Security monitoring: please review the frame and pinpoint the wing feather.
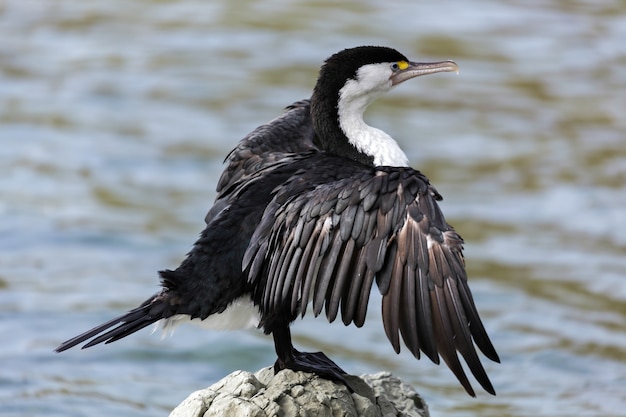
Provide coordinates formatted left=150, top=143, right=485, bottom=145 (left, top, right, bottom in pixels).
left=354, top=268, right=376, bottom=328
left=399, top=265, right=420, bottom=358
left=268, top=230, right=297, bottom=312
left=341, top=248, right=369, bottom=326
left=299, top=222, right=327, bottom=316
left=291, top=222, right=320, bottom=314
left=245, top=166, right=498, bottom=396
left=339, top=205, right=357, bottom=241
left=416, top=267, right=438, bottom=363
left=282, top=247, right=303, bottom=303
left=313, top=232, right=344, bottom=316
left=457, top=274, right=501, bottom=362
left=444, top=279, right=495, bottom=395
left=382, top=254, right=403, bottom=353
left=326, top=238, right=355, bottom=323
left=431, top=284, right=475, bottom=396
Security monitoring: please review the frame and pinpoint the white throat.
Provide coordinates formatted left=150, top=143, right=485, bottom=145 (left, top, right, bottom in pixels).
left=337, top=63, right=409, bottom=167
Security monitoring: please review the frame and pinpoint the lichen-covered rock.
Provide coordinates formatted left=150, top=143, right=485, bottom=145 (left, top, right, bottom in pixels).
left=169, top=367, right=429, bottom=417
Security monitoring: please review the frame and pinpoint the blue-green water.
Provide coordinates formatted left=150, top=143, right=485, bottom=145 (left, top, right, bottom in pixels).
left=1, top=1, right=625, bottom=416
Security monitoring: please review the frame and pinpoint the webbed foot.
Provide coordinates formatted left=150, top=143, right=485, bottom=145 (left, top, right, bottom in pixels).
left=274, top=348, right=348, bottom=385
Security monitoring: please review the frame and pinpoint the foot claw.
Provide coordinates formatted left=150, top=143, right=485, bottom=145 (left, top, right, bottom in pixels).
left=274, top=350, right=349, bottom=387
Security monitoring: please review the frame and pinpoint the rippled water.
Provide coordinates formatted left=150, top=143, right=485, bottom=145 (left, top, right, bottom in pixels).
left=1, top=1, right=625, bottom=416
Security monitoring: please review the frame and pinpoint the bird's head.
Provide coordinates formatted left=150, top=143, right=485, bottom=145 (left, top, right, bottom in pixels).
left=311, top=46, right=459, bottom=167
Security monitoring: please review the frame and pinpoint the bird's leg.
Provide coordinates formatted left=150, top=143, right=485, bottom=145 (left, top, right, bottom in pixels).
left=272, top=325, right=349, bottom=386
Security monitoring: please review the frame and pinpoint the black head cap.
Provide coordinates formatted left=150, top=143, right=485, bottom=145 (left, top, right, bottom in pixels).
left=315, top=46, right=408, bottom=96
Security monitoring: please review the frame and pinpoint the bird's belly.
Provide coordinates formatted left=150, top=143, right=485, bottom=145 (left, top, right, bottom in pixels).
left=157, top=297, right=260, bottom=335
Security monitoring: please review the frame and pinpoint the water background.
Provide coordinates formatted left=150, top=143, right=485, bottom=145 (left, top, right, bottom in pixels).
left=1, top=1, right=625, bottom=416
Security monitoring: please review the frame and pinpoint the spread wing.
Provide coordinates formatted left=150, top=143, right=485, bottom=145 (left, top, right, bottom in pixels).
left=244, top=167, right=500, bottom=396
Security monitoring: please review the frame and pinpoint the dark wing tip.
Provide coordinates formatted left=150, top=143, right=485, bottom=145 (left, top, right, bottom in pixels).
left=380, top=177, right=499, bottom=396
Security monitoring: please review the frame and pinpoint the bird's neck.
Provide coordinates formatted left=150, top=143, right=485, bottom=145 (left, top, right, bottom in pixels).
left=337, top=96, right=409, bottom=167
left=311, top=85, right=409, bottom=168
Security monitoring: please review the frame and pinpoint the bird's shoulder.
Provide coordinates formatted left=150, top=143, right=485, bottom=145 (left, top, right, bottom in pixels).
left=204, top=100, right=318, bottom=225
left=216, top=99, right=317, bottom=197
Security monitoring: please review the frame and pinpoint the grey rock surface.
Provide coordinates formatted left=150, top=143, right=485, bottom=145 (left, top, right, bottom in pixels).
left=169, top=367, right=429, bottom=417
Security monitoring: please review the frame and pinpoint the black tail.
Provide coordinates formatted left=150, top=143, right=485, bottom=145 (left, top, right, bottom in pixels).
left=55, top=293, right=169, bottom=352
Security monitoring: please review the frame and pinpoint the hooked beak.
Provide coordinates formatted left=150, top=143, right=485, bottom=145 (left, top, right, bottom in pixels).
left=390, top=60, right=459, bottom=86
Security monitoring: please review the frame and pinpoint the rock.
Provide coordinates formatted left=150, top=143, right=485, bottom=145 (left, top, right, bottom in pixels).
left=169, top=367, right=430, bottom=417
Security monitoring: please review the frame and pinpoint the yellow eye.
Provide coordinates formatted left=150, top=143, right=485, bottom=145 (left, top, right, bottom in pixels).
left=392, top=61, right=409, bottom=71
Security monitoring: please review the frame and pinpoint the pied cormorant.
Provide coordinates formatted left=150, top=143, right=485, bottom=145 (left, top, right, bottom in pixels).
left=56, top=46, right=500, bottom=396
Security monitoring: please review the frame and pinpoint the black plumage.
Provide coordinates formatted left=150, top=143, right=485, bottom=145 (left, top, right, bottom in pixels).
left=56, top=46, right=499, bottom=397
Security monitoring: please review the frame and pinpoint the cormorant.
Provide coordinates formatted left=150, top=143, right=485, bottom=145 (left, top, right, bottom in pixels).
left=56, top=46, right=500, bottom=396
